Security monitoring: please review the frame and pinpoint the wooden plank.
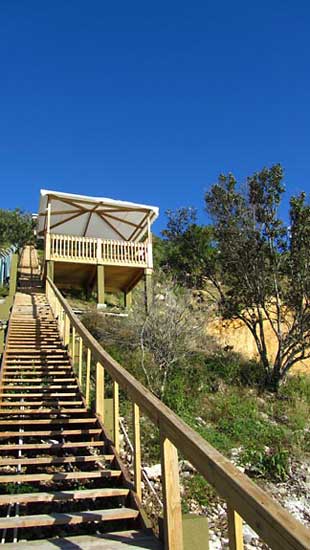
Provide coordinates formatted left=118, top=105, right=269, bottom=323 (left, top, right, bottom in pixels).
left=0, top=454, right=113, bottom=466
left=96, top=362, right=104, bottom=420
left=0, top=401, right=83, bottom=407
left=227, top=507, right=244, bottom=550
left=160, top=431, right=183, bottom=550
left=0, top=507, right=138, bottom=529
left=86, top=347, right=91, bottom=406
left=0, top=469, right=121, bottom=483
left=0, top=487, right=129, bottom=505
left=133, top=403, right=141, bottom=500
left=0, top=407, right=87, bottom=415
left=113, top=380, right=119, bottom=453
left=0, top=417, right=96, bottom=425
left=0, top=428, right=101, bottom=437
left=0, top=440, right=104, bottom=450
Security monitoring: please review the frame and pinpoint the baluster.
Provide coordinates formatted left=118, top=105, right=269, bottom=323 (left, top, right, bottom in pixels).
left=71, top=326, right=76, bottom=368
left=160, top=430, right=183, bottom=550
left=96, top=362, right=105, bottom=420
left=113, top=381, right=119, bottom=452
left=85, top=348, right=91, bottom=406
left=64, top=314, right=70, bottom=347
left=78, top=337, right=83, bottom=385
left=133, top=403, right=141, bottom=500
left=227, top=507, right=244, bottom=550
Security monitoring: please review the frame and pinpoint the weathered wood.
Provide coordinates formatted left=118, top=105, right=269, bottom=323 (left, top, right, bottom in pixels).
left=227, top=507, right=244, bottom=550
left=0, top=469, right=121, bottom=483
left=160, top=431, right=183, bottom=550
left=113, top=380, right=119, bottom=453
left=78, top=336, right=83, bottom=384
left=96, top=362, right=105, bottom=420
left=0, top=454, right=113, bottom=466
left=0, top=507, right=138, bottom=530
left=133, top=402, right=142, bottom=500
left=0, top=440, right=104, bottom=450
left=0, top=487, right=129, bottom=505
left=86, top=347, right=91, bottom=405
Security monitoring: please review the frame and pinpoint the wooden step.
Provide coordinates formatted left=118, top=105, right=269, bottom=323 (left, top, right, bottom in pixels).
left=3, top=379, right=75, bottom=383
left=0, top=404, right=83, bottom=411
left=2, top=384, right=78, bottom=389
left=0, top=507, right=139, bottom=529
left=0, top=440, right=104, bottom=450
left=0, top=487, right=129, bottom=505
left=0, top=417, right=96, bottom=425
left=0, top=531, right=162, bottom=550
left=2, top=384, right=78, bottom=391
left=0, top=407, right=87, bottom=414
left=0, top=454, right=114, bottom=466
left=0, top=428, right=101, bottom=437
left=0, top=469, right=121, bottom=483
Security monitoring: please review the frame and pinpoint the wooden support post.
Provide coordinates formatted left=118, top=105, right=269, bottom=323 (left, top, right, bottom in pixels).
left=133, top=403, right=141, bottom=500
left=144, top=268, right=153, bottom=313
left=160, top=430, right=183, bottom=550
left=97, top=264, right=105, bottom=309
left=96, top=362, right=105, bottom=420
left=85, top=348, right=91, bottom=406
left=46, top=260, right=54, bottom=282
left=78, top=337, right=83, bottom=385
left=227, top=507, right=244, bottom=550
left=113, top=381, right=119, bottom=453
left=124, top=291, right=132, bottom=310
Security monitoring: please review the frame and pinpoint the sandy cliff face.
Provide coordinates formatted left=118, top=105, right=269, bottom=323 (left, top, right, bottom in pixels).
left=206, top=316, right=310, bottom=374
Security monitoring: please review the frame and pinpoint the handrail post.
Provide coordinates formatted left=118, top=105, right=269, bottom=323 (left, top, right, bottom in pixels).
left=85, top=348, right=91, bottom=406
left=133, top=403, right=141, bottom=500
left=227, top=507, right=244, bottom=550
left=96, top=362, right=105, bottom=420
left=63, top=313, right=70, bottom=347
left=113, top=381, right=119, bottom=453
left=71, top=326, right=76, bottom=369
left=160, top=430, right=183, bottom=550
left=78, top=337, right=83, bottom=385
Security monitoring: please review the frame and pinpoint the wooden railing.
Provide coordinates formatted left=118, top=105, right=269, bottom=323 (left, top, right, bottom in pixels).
left=46, top=233, right=150, bottom=267
left=46, top=276, right=309, bottom=550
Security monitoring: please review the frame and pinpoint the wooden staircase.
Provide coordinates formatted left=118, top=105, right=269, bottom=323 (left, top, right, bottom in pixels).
left=0, top=248, right=161, bottom=549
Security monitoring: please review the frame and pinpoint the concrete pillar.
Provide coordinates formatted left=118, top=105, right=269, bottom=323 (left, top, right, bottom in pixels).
left=46, top=260, right=54, bottom=282
left=144, top=268, right=153, bottom=313
left=97, top=264, right=105, bottom=309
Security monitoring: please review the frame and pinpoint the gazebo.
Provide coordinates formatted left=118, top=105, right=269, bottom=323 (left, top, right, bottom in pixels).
left=37, top=190, right=159, bottom=309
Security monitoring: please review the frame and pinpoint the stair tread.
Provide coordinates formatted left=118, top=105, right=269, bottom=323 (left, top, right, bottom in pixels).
left=0, top=454, right=113, bottom=466
left=0, top=487, right=129, bottom=505
left=0, top=531, right=162, bottom=549
left=0, top=470, right=121, bottom=483
left=0, top=507, right=139, bottom=529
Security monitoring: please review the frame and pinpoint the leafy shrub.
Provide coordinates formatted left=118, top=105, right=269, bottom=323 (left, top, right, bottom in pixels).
left=239, top=446, right=289, bottom=481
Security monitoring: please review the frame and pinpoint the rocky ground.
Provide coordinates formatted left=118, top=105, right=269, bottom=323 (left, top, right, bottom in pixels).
left=119, top=418, right=309, bottom=549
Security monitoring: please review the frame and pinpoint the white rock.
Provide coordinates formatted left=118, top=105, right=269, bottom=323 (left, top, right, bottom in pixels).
left=243, top=524, right=259, bottom=544
left=143, top=464, right=162, bottom=480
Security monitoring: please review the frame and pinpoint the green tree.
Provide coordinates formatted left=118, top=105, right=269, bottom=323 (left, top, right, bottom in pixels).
left=205, top=164, right=310, bottom=391
left=0, top=209, right=34, bottom=248
left=160, top=207, right=214, bottom=288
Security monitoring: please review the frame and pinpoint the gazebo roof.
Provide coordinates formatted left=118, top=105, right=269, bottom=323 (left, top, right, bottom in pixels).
left=37, top=190, right=159, bottom=242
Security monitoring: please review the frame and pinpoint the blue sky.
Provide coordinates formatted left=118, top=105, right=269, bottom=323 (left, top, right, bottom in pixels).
left=1, top=1, right=310, bottom=234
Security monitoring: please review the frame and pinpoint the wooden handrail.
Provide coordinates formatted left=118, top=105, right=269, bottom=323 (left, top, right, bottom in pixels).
left=45, top=276, right=309, bottom=550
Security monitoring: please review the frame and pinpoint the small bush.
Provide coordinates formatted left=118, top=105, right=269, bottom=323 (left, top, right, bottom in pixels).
left=239, top=446, right=290, bottom=481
